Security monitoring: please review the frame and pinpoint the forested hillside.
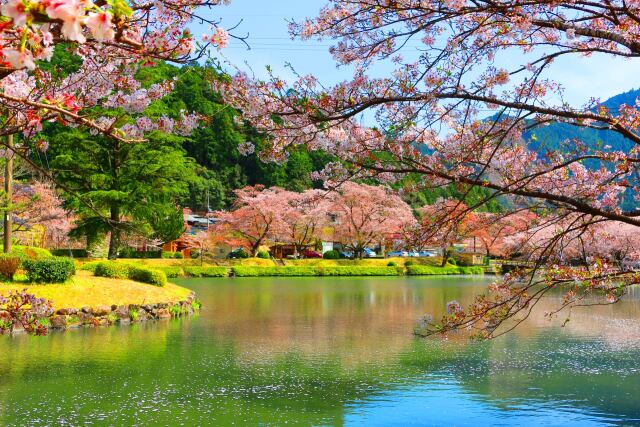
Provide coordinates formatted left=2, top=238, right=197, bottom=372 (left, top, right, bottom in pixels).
left=524, top=88, right=640, bottom=155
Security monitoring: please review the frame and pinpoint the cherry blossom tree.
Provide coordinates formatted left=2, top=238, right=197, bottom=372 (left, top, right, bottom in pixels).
left=412, top=199, right=480, bottom=266
left=0, top=0, right=236, bottom=142
left=213, top=185, right=288, bottom=256
left=218, top=0, right=640, bottom=338
left=473, top=211, right=539, bottom=258
left=501, top=216, right=640, bottom=268
left=276, top=189, right=331, bottom=255
left=330, top=182, right=415, bottom=259
left=0, top=179, right=72, bottom=247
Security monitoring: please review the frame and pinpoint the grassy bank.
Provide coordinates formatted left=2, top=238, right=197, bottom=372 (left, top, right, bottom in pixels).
left=75, top=256, right=444, bottom=268
left=75, top=258, right=486, bottom=278
left=406, top=265, right=485, bottom=275
left=0, top=271, right=192, bottom=310
left=231, top=266, right=402, bottom=277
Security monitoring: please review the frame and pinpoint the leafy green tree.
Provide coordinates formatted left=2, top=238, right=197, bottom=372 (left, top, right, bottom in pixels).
left=40, top=128, right=197, bottom=258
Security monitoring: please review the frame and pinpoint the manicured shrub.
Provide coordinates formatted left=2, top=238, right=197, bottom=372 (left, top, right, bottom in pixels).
left=323, top=250, right=340, bottom=259
left=23, top=257, right=76, bottom=283
left=51, top=249, right=89, bottom=258
left=257, top=250, right=270, bottom=259
left=174, top=252, right=183, bottom=259
left=91, top=261, right=168, bottom=286
left=227, top=248, right=249, bottom=259
left=3, top=245, right=52, bottom=260
left=231, top=265, right=401, bottom=277
left=129, top=267, right=167, bottom=287
left=157, top=266, right=184, bottom=278
left=190, top=250, right=201, bottom=259
left=318, top=266, right=399, bottom=276
left=404, top=260, right=415, bottom=267
left=232, top=266, right=317, bottom=277
left=79, top=261, right=102, bottom=273
left=183, top=266, right=229, bottom=277
left=0, top=255, right=21, bottom=280
left=387, top=261, right=397, bottom=267
left=406, top=265, right=484, bottom=276
left=162, top=251, right=178, bottom=259
left=94, top=262, right=132, bottom=279
left=446, top=258, right=457, bottom=266
left=118, top=248, right=162, bottom=259
left=460, top=266, right=485, bottom=275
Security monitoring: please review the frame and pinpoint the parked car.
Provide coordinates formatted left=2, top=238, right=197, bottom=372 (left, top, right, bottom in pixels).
left=408, top=251, right=421, bottom=257
left=302, top=249, right=323, bottom=258
left=363, top=248, right=377, bottom=258
left=340, top=251, right=354, bottom=259
left=622, top=259, right=640, bottom=271
left=419, top=250, right=437, bottom=257
left=387, top=250, right=409, bottom=257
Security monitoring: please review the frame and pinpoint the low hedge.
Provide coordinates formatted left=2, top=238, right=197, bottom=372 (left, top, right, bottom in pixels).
left=129, top=267, right=167, bottom=287
left=322, top=250, right=340, bottom=259
left=92, top=261, right=167, bottom=286
left=183, top=266, right=229, bottom=277
left=162, top=251, right=183, bottom=259
left=2, top=245, right=52, bottom=260
left=232, top=266, right=401, bottom=277
left=23, top=257, right=76, bottom=283
left=79, top=261, right=102, bottom=273
left=118, top=248, right=162, bottom=259
left=51, top=248, right=89, bottom=258
left=94, top=262, right=132, bottom=279
left=156, top=266, right=184, bottom=278
left=406, top=265, right=484, bottom=275
left=232, top=266, right=317, bottom=277
left=318, top=266, right=400, bottom=276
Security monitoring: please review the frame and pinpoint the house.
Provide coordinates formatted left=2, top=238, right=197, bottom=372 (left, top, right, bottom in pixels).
left=162, top=238, right=194, bottom=258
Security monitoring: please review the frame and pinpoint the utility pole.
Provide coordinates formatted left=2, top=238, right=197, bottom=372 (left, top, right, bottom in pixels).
left=4, top=134, right=13, bottom=253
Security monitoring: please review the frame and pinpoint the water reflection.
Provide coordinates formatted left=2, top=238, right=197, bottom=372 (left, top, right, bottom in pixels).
left=0, top=276, right=638, bottom=426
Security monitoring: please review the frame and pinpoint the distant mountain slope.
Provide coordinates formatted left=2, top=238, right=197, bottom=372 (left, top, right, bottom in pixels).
left=522, top=88, right=640, bottom=210
left=524, top=88, right=640, bottom=155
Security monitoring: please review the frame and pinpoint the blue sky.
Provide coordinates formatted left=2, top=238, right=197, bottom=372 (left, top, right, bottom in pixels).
left=207, top=1, right=640, bottom=106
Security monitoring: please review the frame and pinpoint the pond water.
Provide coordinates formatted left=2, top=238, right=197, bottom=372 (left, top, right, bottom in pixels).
left=1, top=276, right=639, bottom=426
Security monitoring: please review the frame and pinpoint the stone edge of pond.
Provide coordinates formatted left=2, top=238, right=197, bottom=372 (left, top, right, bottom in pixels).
left=12, top=292, right=199, bottom=334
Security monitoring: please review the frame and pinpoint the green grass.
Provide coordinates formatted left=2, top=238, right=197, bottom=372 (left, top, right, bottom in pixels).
left=156, top=266, right=185, bottom=278
left=183, top=266, right=229, bottom=277
left=78, top=258, right=484, bottom=278
left=317, top=266, right=401, bottom=276
left=0, top=271, right=192, bottom=310
left=232, top=266, right=319, bottom=277
left=406, top=265, right=484, bottom=275
left=231, top=266, right=402, bottom=277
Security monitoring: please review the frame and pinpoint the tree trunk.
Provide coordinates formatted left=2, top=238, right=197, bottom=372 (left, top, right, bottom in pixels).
left=108, top=205, right=120, bottom=260
left=3, top=134, right=13, bottom=254
left=441, top=249, right=450, bottom=267
left=251, top=242, right=260, bottom=257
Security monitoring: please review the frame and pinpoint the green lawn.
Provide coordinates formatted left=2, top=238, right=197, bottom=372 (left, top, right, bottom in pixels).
left=0, top=271, right=192, bottom=310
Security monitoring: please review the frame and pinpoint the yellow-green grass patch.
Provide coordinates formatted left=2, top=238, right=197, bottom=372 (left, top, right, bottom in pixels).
left=0, top=271, right=192, bottom=310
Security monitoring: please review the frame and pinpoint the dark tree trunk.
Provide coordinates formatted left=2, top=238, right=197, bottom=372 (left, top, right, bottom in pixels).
left=441, top=249, right=450, bottom=267
left=251, top=241, right=261, bottom=257
left=108, top=205, right=120, bottom=260
left=3, top=134, right=13, bottom=254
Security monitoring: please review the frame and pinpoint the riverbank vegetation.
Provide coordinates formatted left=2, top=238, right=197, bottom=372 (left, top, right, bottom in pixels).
left=0, top=250, right=193, bottom=335
left=76, top=257, right=486, bottom=278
